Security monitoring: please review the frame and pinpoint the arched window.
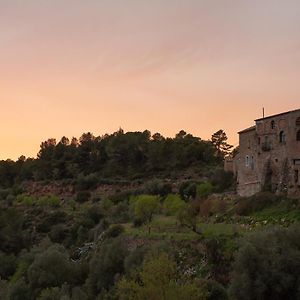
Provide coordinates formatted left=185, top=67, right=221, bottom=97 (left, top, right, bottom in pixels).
left=279, top=131, right=286, bottom=143
left=296, top=117, right=300, bottom=126
left=297, top=130, right=300, bottom=141
left=245, top=155, right=249, bottom=167
left=271, top=120, right=275, bottom=129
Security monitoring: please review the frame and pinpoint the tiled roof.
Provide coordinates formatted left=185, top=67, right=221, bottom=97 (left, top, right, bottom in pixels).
left=238, top=125, right=256, bottom=134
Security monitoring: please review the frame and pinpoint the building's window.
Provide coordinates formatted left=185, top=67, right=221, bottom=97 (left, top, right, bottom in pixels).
left=294, top=159, right=300, bottom=166
left=258, top=137, right=261, bottom=145
left=297, top=130, right=300, bottom=141
left=279, top=131, right=286, bottom=143
left=251, top=156, right=254, bottom=170
left=245, top=155, right=249, bottom=167
left=296, top=117, right=300, bottom=126
left=271, top=120, right=275, bottom=129
left=248, top=140, right=251, bottom=149
left=295, top=170, right=299, bottom=183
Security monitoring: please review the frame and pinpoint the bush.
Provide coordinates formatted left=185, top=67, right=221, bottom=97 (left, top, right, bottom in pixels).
left=49, top=224, right=69, bottom=243
left=210, top=169, right=234, bottom=192
left=229, top=225, right=300, bottom=300
left=76, top=173, right=99, bottom=191
left=88, top=238, right=128, bottom=295
left=130, top=195, right=160, bottom=224
left=38, top=195, right=60, bottom=207
left=179, top=181, right=197, bottom=201
left=76, top=191, right=91, bottom=203
left=163, top=194, right=185, bottom=216
left=235, top=192, right=279, bottom=215
left=28, top=245, right=75, bottom=291
left=196, top=182, right=214, bottom=199
left=104, top=224, right=124, bottom=239
left=0, top=251, right=17, bottom=279
left=143, top=179, right=172, bottom=197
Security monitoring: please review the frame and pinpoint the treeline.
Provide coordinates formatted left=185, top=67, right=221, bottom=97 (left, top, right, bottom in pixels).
left=0, top=129, right=231, bottom=188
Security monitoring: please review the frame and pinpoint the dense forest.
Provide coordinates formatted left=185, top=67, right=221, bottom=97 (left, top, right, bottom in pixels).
left=0, top=129, right=299, bottom=300
left=0, top=129, right=231, bottom=187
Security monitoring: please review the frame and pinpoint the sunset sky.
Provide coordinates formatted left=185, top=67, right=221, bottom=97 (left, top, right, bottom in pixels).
left=1, top=0, right=300, bottom=160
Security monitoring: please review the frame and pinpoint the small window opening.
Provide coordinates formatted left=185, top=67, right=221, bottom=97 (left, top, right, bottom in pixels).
left=296, top=117, right=300, bottom=126
left=271, top=120, right=275, bottom=129
left=297, top=130, right=300, bottom=141
left=279, top=131, right=286, bottom=143
left=245, top=156, right=249, bottom=167
left=295, top=170, right=299, bottom=183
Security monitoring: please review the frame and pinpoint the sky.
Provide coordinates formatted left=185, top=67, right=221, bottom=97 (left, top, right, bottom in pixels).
left=1, top=0, right=300, bottom=160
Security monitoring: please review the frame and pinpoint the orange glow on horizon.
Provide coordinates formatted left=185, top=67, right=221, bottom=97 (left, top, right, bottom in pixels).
left=1, top=1, right=300, bottom=160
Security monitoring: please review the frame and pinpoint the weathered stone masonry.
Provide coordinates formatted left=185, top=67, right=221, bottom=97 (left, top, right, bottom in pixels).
left=235, top=109, right=300, bottom=197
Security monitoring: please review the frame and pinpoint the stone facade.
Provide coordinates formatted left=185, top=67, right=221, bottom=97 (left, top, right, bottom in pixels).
left=235, top=109, right=300, bottom=197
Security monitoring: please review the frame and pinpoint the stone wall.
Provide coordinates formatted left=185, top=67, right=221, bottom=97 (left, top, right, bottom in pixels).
left=235, top=109, right=300, bottom=197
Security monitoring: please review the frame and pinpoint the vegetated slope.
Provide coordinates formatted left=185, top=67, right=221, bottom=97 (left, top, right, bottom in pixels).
left=1, top=129, right=299, bottom=299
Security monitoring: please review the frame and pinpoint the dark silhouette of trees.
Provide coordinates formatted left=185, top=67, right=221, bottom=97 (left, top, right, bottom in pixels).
left=211, top=130, right=233, bottom=158
left=0, top=129, right=222, bottom=187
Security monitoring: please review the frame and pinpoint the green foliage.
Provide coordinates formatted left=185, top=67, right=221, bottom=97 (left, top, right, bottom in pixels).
left=130, top=195, right=160, bottom=224
left=28, top=245, right=75, bottom=291
left=76, top=191, right=91, bottom=203
left=197, top=182, right=214, bottom=199
left=0, top=251, right=17, bottom=279
left=163, top=194, right=185, bottom=216
left=210, top=169, right=234, bottom=192
left=117, top=253, right=207, bottom=300
left=88, top=238, right=128, bottom=295
left=236, top=192, right=280, bottom=215
left=104, top=224, right=124, bottom=239
left=8, top=277, right=30, bottom=300
left=229, top=225, right=300, bottom=300
left=211, top=130, right=233, bottom=158
left=176, top=204, right=199, bottom=234
left=143, top=179, right=172, bottom=197
left=16, top=194, right=35, bottom=206
left=0, top=130, right=219, bottom=188
left=179, top=181, right=197, bottom=201
left=38, top=195, right=60, bottom=207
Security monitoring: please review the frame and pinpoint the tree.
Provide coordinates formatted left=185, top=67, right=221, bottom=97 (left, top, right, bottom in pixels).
left=117, top=253, right=207, bottom=300
left=177, top=203, right=200, bottom=235
left=87, top=238, right=128, bottom=296
left=131, top=195, right=160, bottom=224
left=211, top=130, right=233, bottom=158
left=28, top=245, right=75, bottom=291
left=229, top=225, right=300, bottom=300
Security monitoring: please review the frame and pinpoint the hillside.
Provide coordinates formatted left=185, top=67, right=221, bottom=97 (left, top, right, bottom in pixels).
left=0, top=130, right=299, bottom=300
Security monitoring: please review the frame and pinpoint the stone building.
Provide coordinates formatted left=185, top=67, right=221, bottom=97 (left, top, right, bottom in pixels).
left=235, top=109, right=300, bottom=197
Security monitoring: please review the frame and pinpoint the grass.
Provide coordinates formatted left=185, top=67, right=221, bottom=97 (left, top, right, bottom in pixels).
left=123, top=215, right=244, bottom=241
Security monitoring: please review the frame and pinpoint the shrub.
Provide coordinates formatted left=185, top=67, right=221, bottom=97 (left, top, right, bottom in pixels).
left=28, top=245, right=75, bottom=291
left=76, top=191, right=91, bottom=203
left=229, top=225, right=300, bottom=300
left=163, top=194, right=185, bottom=216
left=144, top=179, right=172, bottom=197
left=0, top=251, right=17, bottom=279
left=38, top=195, right=60, bottom=207
left=87, top=238, right=128, bottom=295
left=210, top=169, right=234, bottom=192
left=196, top=182, right=214, bottom=199
left=104, top=224, right=124, bottom=239
left=7, top=277, right=30, bottom=300
left=235, top=192, right=279, bottom=215
left=130, top=195, right=160, bottom=224
left=76, top=173, right=99, bottom=191
left=49, top=224, right=69, bottom=243
left=179, top=181, right=197, bottom=201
